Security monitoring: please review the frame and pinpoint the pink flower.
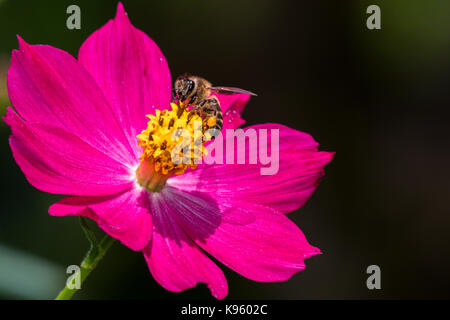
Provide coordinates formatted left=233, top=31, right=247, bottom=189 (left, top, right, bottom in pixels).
left=4, top=2, right=333, bottom=299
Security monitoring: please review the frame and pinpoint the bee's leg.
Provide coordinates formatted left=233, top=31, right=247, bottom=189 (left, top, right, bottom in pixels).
left=190, top=105, right=200, bottom=113
left=188, top=93, right=198, bottom=105
left=171, top=88, right=177, bottom=102
left=187, top=101, right=203, bottom=124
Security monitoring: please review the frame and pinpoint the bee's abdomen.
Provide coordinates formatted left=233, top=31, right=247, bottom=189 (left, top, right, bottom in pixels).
left=200, top=96, right=223, bottom=139
left=212, top=111, right=223, bottom=132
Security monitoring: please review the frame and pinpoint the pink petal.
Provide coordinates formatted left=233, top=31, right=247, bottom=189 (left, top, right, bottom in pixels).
left=7, top=37, right=135, bottom=165
left=143, top=192, right=228, bottom=299
left=162, top=187, right=319, bottom=282
left=49, top=187, right=152, bottom=251
left=4, top=108, right=133, bottom=196
left=78, top=2, right=171, bottom=156
left=170, top=124, right=334, bottom=213
left=215, top=93, right=251, bottom=130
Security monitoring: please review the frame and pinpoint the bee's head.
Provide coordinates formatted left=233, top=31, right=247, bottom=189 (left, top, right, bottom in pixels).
left=173, top=73, right=194, bottom=103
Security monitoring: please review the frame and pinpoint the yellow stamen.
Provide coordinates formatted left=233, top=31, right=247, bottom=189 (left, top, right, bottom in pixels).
left=136, top=103, right=208, bottom=192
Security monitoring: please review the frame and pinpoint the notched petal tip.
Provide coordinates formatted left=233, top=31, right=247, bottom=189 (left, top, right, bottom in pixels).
left=16, top=35, right=29, bottom=50
left=210, top=284, right=228, bottom=300
left=317, top=150, right=335, bottom=168
left=115, top=2, right=129, bottom=22
left=2, top=107, right=22, bottom=129
left=304, top=246, right=322, bottom=259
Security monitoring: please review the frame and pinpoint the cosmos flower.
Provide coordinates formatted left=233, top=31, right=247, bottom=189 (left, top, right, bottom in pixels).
left=4, top=3, right=333, bottom=299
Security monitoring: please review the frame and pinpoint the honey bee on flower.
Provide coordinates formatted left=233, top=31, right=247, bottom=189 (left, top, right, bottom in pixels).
left=3, top=2, right=333, bottom=299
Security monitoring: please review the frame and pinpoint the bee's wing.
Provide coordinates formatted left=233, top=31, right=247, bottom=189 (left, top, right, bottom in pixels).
left=207, top=86, right=257, bottom=96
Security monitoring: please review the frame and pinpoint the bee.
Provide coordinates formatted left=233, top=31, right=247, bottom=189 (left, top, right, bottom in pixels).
left=173, top=74, right=256, bottom=138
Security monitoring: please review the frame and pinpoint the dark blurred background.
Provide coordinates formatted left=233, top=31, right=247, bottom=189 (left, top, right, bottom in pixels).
left=1, top=0, right=450, bottom=299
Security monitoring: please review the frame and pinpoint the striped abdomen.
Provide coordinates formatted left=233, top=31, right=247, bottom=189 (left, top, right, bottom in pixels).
left=199, top=96, right=223, bottom=138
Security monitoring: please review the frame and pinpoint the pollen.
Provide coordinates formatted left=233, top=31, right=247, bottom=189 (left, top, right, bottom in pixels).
left=206, top=116, right=217, bottom=127
left=136, top=103, right=207, bottom=182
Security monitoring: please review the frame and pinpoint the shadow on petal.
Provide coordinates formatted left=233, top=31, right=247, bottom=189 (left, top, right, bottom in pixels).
left=149, top=186, right=224, bottom=244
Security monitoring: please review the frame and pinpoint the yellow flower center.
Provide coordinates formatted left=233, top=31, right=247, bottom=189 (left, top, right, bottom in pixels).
left=136, top=103, right=208, bottom=192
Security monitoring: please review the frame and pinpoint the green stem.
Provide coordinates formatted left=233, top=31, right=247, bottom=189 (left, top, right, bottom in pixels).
left=55, top=235, right=116, bottom=300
